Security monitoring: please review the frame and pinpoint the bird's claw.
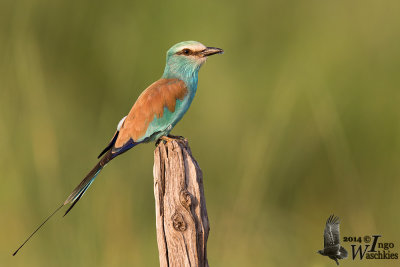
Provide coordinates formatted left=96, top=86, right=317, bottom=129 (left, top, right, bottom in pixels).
left=167, top=134, right=186, bottom=141
left=156, top=135, right=186, bottom=146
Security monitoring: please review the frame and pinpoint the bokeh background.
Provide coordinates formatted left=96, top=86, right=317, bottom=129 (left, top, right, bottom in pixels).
left=1, top=0, right=400, bottom=266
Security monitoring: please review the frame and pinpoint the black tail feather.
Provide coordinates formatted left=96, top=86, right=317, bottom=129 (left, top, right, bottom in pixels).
left=97, top=131, right=119, bottom=159
left=13, top=150, right=114, bottom=256
left=63, top=181, right=91, bottom=217
left=63, top=150, right=113, bottom=212
left=12, top=204, right=64, bottom=256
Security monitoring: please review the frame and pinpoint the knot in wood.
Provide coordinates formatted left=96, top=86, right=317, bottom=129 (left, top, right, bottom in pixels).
left=171, top=212, right=186, bottom=232
left=179, top=189, right=192, bottom=209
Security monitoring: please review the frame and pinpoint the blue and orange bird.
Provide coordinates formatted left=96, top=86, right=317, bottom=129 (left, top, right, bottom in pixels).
left=13, top=41, right=223, bottom=255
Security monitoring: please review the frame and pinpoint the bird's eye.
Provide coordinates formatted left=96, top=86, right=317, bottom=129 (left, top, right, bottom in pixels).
left=182, top=49, right=190, bottom=55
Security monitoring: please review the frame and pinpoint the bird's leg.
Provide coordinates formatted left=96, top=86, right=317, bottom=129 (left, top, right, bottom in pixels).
left=155, top=138, right=163, bottom=147
left=156, top=135, right=187, bottom=146
left=156, top=135, right=176, bottom=145
left=335, top=258, right=339, bottom=265
left=167, top=134, right=186, bottom=141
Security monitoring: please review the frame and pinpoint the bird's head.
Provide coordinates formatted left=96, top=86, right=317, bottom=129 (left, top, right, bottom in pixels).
left=163, top=41, right=223, bottom=79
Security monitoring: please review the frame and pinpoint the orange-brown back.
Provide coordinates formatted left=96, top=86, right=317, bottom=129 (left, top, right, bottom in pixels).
left=115, top=79, right=188, bottom=148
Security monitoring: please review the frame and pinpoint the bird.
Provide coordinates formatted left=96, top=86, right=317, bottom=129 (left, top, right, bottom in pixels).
left=12, top=41, right=223, bottom=256
left=318, top=215, right=348, bottom=265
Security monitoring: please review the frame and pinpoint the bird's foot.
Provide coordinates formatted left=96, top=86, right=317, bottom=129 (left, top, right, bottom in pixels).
left=167, top=134, right=186, bottom=141
left=155, top=136, right=175, bottom=146
left=155, top=137, right=167, bottom=146
left=156, top=135, right=187, bottom=146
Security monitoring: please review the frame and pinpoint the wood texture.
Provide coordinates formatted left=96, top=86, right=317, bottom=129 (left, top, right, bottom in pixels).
left=153, top=138, right=210, bottom=267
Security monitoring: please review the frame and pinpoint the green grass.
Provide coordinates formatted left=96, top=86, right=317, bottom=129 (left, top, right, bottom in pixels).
left=1, top=0, right=400, bottom=266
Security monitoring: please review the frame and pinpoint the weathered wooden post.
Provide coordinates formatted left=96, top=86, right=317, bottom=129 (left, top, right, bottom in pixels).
left=153, top=138, right=210, bottom=267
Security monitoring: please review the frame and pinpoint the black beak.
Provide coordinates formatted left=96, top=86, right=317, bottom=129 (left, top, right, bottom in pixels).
left=201, top=47, right=224, bottom=57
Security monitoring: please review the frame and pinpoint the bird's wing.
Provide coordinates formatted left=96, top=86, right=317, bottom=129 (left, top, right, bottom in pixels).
left=324, top=215, right=341, bottom=248
left=114, top=78, right=188, bottom=149
left=97, top=130, right=119, bottom=159
left=97, top=116, right=127, bottom=159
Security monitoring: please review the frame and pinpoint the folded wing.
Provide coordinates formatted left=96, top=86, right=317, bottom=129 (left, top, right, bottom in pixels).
left=114, top=78, right=188, bottom=149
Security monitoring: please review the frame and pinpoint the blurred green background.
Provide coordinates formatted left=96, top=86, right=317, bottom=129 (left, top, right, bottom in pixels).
left=1, top=0, right=400, bottom=266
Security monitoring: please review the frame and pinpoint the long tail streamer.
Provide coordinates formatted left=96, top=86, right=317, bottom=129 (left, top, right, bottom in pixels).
left=12, top=151, right=112, bottom=256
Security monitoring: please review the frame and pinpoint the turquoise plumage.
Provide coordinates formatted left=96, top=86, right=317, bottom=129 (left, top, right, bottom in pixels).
left=13, top=41, right=223, bottom=255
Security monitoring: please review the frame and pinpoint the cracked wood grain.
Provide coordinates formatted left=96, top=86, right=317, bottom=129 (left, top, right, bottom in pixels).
left=153, top=138, right=210, bottom=267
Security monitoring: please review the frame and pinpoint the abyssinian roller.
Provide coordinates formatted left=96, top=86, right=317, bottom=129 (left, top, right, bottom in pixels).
left=13, top=41, right=223, bottom=255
